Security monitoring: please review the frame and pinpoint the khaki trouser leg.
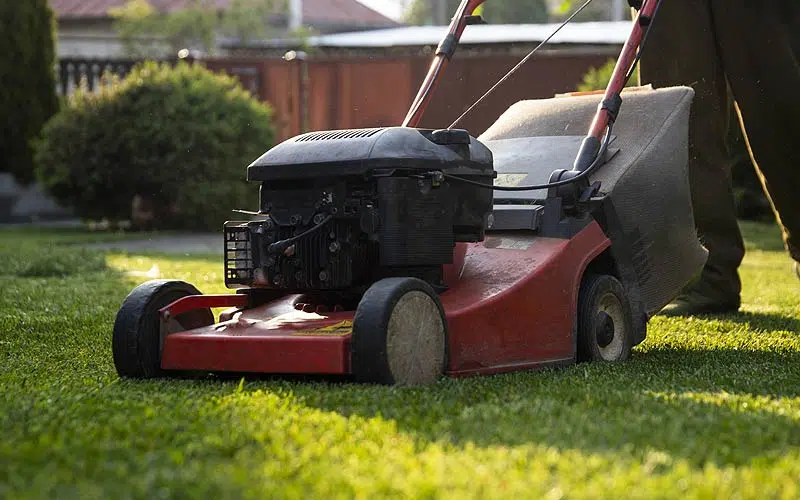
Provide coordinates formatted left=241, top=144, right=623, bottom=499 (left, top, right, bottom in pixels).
left=638, top=0, right=744, bottom=306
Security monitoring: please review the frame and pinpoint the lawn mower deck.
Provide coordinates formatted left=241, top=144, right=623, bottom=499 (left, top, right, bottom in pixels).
left=159, top=219, right=610, bottom=379
left=111, top=0, right=707, bottom=385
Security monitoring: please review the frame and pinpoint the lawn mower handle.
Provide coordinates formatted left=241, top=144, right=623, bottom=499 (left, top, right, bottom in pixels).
left=401, top=0, right=486, bottom=128
left=402, top=0, right=661, bottom=173
left=573, top=0, right=660, bottom=171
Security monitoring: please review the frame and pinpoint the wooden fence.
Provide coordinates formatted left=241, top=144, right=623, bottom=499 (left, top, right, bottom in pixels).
left=56, top=50, right=614, bottom=141
left=206, top=50, right=614, bottom=140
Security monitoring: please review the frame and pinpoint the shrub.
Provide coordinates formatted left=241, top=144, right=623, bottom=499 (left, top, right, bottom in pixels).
left=576, top=58, right=639, bottom=93
left=34, top=61, right=276, bottom=231
left=0, top=0, right=59, bottom=184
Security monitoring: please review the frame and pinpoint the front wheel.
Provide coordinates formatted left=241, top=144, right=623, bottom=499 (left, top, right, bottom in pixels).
left=576, top=274, right=634, bottom=362
left=112, top=280, right=214, bottom=379
left=351, top=277, right=448, bottom=386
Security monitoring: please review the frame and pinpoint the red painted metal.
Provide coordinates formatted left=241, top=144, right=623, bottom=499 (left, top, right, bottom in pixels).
left=161, top=310, right=353, bottom=374
left=162, top=330, right=350, bottom=375
left=158, top=294, right=248, bottom=320
left=441, top=221, right=610, bottom=376
left=159, top=221, right=611, bottom=378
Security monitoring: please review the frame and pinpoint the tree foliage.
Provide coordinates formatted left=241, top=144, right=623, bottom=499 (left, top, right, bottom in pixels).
left=553, top=0, right=621, bottom=22
left=111, top=0, right=289, bottom=57
left=576, top=58, right=638, bottom=92
left=481, top=1, right=549, bottom=24
left=221, top=0, right=290, bottom=43
left=34, top=62, right=276, bottom=230
left=404, top=0, right=549, bottom=25
left=0, top=0, right=59, bottom=184
left=110, top=0, right=216, bottom=56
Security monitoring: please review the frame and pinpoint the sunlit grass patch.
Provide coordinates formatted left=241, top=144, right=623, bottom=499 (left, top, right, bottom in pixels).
left=1, top=222, right=799, bottom=499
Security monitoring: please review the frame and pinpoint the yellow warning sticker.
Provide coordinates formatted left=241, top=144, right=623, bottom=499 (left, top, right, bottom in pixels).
left=494, top=173, right=528, bottom=188
left=291, top=321, right=353, bottom=337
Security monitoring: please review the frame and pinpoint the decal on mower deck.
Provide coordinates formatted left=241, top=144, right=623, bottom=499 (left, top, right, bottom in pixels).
left=290, top=321, right=353, bottom=337
left=494, top=173, right=528, bottom=188
left=484, top=236, right=537, bottom=251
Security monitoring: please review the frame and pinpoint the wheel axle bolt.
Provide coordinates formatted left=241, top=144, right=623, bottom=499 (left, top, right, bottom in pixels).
left=595, top=311, right=615, bottom=348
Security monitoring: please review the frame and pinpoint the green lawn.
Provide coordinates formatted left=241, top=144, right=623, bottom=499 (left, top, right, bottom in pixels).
left=1, top=222, right=798, bottom=499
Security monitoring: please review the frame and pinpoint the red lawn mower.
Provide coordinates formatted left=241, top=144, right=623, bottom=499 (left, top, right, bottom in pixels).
left=112, top=0, right=707, bottom=385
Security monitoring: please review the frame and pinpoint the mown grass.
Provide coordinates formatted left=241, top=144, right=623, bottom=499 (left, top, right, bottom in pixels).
left=1, top=221, right=799, bottom=499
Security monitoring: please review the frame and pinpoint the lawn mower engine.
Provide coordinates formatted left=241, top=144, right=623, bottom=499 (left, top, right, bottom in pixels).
left=224, top=127, right=496, bottom=301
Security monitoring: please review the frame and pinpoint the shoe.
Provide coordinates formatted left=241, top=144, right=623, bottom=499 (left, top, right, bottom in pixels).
left=658, top=285, right=740, bottom=317
left=658, top=260, right=742, bottom=317
left=659, top=296, right=740, bottom=316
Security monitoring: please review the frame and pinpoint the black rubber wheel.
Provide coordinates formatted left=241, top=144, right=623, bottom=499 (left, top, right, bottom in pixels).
left=576, top=274, right=634, bottom=363
left=112, top=279, right=214, bottom=379
left=351, top=277, right=448, bottom=386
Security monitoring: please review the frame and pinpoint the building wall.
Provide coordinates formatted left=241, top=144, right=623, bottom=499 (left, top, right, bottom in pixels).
left=57, top=18, right=174, bottom=59
left=56, top=19, right=130, bottom=58
left=58, top=35, right=128, bottom=58
left=55, top=18, right=396, bottom=59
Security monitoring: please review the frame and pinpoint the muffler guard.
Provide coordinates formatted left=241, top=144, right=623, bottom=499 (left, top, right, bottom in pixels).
left=480, top=86, right=707, bottom=316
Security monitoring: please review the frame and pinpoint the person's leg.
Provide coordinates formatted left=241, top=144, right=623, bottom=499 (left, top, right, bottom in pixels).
left=639, top=0, right=744, bottom=314
left=711, top=0, right=800, bottom=266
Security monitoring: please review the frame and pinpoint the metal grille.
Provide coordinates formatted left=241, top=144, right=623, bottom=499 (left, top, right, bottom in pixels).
left=295, top=128, right=381, bottom=142
left=224, top=223, right=253, bottom=285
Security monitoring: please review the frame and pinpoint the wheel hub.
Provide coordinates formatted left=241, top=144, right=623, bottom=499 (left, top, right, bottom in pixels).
left=595, top=290, right=626, bottom=360
left=386, top=290, right=445, bottom=385
left=595, top=311, right=615, bottom=348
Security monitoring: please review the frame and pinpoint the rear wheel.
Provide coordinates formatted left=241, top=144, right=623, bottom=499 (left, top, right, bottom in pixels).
left=576, top=274, right=634, bottom=362
left=351, top=277, right=448, bottom=385
left=112, top=280, right=214, bottom=378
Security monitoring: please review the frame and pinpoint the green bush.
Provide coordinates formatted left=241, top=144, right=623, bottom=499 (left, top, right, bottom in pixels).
left=34, top=61, right=275, bottom=231
left=404, top=0, right=548, bottom=25
left=0, top=0, right=59, bottom=184
left=576, top=58, right=639, bottom=93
